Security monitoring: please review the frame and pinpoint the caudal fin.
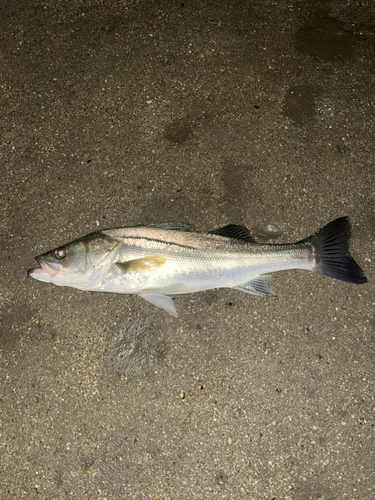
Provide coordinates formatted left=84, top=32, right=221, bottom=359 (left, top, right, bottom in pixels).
left=307, top=217, right=367, bottom=284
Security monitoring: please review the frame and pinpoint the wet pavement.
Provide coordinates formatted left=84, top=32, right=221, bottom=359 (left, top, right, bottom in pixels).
left=0, top=1, right=374, bottom=499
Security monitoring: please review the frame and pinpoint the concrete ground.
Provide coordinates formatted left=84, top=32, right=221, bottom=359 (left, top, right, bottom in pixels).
left=0, top=0, right=374, bottom=499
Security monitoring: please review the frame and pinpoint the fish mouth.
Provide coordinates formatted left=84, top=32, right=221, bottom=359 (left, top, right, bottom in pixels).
left=27, top=257, right=60, bottom=279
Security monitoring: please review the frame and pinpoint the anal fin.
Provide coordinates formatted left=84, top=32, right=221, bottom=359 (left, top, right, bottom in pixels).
left=233, top=275, right=274, bottom=296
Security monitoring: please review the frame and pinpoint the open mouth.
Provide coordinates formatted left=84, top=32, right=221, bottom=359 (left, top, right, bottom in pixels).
left=27, top=257, right=60, bottom=279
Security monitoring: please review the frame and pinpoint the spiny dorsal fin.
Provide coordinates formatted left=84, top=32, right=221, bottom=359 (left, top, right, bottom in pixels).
left=209, top=224, right=257, bottom=243
left=146, top=222, right=194, bottom=231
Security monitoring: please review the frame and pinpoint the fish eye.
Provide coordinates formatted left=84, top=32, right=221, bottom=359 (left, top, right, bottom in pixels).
left=55, top=247, right=67, bottom=259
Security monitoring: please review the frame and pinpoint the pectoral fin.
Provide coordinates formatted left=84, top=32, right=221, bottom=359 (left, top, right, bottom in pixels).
left=115, top=256, right=166, bottom=274
left=233, top=275, right=274, bottom=296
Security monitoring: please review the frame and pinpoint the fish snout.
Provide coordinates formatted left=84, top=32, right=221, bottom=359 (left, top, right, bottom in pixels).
left=28, top=256, right=60, bottom=279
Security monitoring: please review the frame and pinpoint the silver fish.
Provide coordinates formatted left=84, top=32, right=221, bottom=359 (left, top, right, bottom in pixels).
left=28, top=217, right=367, bottom=317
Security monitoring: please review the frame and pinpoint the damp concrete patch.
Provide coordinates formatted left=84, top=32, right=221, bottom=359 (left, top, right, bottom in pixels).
left=105, top=317, right=169, bottom=378
left=282, top=84, right=321, bottom=125
left=164, top=116, right=194, bottom=144
left=295, top=8, right=357, bottom=61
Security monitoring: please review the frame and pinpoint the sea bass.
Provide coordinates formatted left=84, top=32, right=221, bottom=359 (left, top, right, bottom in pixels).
left=27, top=217, right=367, bottom=317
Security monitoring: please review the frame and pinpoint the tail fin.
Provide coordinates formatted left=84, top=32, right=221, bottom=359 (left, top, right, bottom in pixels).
left=307, top=217, right=367, bottom=284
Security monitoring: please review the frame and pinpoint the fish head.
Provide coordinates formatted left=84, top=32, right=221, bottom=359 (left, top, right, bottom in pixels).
left=27, top=238, right=89, bottom=286
left=28, top=232, right=121, bottom=288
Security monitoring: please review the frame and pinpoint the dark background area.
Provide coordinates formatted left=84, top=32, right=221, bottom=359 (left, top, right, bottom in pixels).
left=0, top=1, right=374, bottom=498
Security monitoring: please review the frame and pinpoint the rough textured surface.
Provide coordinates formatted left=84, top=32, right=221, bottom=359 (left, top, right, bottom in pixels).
left=0, top=1, right=374, bottom=499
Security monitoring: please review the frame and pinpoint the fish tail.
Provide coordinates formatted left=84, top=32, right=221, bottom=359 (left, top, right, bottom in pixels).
left=306, top=217, right=367, bottom=284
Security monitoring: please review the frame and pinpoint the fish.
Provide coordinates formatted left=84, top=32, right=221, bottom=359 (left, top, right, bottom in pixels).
left=27, top=217, right=367, bottom=317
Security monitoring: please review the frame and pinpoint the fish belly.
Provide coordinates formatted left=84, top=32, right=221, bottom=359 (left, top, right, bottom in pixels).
left=92, top=252, right=263, bottom=295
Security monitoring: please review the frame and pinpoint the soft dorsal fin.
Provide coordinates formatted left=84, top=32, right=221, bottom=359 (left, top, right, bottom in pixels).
left=208, top=224, right=256, bottom=243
